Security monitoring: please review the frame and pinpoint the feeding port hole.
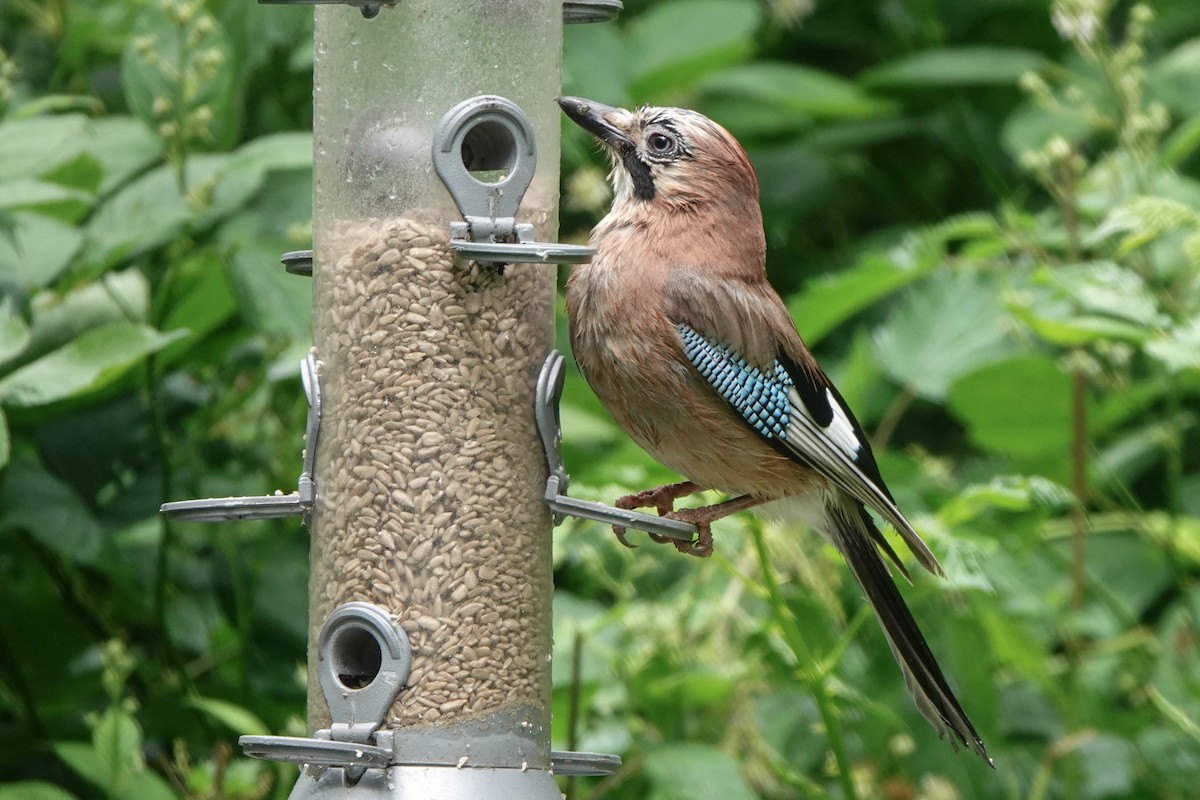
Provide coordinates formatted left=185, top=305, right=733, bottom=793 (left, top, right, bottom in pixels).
left=460, top=118, right=516, bottom=185
left=330, top=624, right=384, bottom=690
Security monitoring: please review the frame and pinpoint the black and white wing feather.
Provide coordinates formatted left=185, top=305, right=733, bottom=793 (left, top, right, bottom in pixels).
left=675, top=322, right=942, bottom=576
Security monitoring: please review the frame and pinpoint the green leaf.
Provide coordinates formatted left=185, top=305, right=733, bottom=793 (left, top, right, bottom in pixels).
left=1078, top=733, right=1136, bottom=797
left=701, top=62, right=892, bottom=119
left=947, top=355, right=1073, bottom=458
left=9, top=94, right=103, bottom=119
left=800, top=116, right=920, bottom=151
left=202, top=135, right=311, bottom=227
left=872, top=271, right=1015, bottom=400
left=1093, top=417, right=1186, bottom=493
left=700, top=94, right=812, bottom=139
left=0, top=783, right=79, bottom=800
left=159, top=248, right=238, bottom=349
left=122, top=773, right=176, bottom=800
left=1001, top=100, right=1095, bottom=158
left=980, top=607, right=1050, bottom=681
left=1038, top=261, right=1163, bottom=326
left=54, top=743, right=106, bottom=790
left=1150, top=37, right=1200, bottom=116
left=81, top=163, right=190, bottom=270
left=1009, top=303, right=1151, bottom=346
left=627, top=0, right=760, bottom=96
left=86, top=116, right=164, bottom=196
left=0, top=115, right=90, bottom=183
left=643, top=743, right=757, bottom=800
left=641, top=665, right=738, bottom=707
left=0, top=323, right=187, bottom=407
left=0, top=179, right=94, bottom=221
left=187, top=696, right=270, bottom=736
left=788, top=252, right=935, bottom=346
left=0, top=454, right=102, bottom=561
left=91, top=707, right=143, bottom=795
left=23, top=269, right=151, bottom=364
left=226, top=132, right=311, bottom=177
left=1146, top=319, right=1200, bottom=373
left=0, top=212, right=84, bottom=291
left=1088, top=195, right=1200, bottom=254
left=0, top=295, right=30, bottom=365
left=862, top=47, right=1045, bottom=89
left=940, top=475, right=1074, bottom=527
left=1162, top=111, right=1200, bottom=167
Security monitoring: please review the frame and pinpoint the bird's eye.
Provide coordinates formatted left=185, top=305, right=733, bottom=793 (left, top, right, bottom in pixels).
left=647, top=132, right=675, bottom=155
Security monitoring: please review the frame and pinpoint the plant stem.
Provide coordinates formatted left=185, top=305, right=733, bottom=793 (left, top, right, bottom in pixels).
left=566, top=630, right=584, bottom=800
left=148, top=353, right=184, bottom=675
left=873, top=387, right=915, bottom=452
left=749, top=521, right=858, bottom=800
left=1060, top=144, right=1087, bottom=800
left=1069, top=369, right=1088, bottom=611
left=1060, top=147, right=1089, bottom=613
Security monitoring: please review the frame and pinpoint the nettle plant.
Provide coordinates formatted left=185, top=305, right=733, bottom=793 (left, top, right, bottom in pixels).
left=922, top=0, right=1200, bottom=549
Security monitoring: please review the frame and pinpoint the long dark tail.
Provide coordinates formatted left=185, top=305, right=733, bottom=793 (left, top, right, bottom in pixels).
left=827, top=496, right=992, bottom=765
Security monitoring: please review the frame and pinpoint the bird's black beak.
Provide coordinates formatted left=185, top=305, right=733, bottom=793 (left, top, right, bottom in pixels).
left=556, top=96, right=633, bottom=149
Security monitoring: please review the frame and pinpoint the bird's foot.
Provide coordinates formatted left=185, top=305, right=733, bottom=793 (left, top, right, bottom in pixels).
left=661, top=508, right=715, bottom=558
left=615, top=480, right=703, bottom=516
left=612, top=481, right=704, bottom=549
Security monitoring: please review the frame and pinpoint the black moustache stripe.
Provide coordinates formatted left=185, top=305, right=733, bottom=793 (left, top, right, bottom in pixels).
left=621, top=149, right=655, bottom=201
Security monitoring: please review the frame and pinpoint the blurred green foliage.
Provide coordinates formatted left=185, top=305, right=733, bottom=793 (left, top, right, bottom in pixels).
left=1, top=0, right=1199, bottom=798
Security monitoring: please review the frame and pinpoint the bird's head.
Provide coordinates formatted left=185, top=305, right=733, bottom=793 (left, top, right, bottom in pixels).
left=557, top=96, right=760, bottom=213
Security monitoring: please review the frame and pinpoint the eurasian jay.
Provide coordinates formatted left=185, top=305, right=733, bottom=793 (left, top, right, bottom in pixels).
left=557, top=95, right=990, bottom=762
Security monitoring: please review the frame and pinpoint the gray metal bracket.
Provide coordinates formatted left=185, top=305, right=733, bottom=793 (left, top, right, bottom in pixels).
left=564, top=1, right=623, bottom=23
left=283, top=249, right=314, bottom=276
left=432, top=96, right=595, bottom=268
left=160, top=353, right=322, bottom=524
left=535, top=350, right=697, bottom=544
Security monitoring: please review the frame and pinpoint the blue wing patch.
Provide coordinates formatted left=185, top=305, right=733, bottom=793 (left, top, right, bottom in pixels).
left=676, top=324, right=793, bottom=441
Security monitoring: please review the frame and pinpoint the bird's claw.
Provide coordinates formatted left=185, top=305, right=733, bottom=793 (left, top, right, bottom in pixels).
left=660, top=510, right=714, bottom=558
left=612, top=525, right=638, bottom=549
left=611, top=482, right=709, bottom=553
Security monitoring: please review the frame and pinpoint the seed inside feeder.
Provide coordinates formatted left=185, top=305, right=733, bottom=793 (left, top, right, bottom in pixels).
left=309, top=216, right=554, bottom=735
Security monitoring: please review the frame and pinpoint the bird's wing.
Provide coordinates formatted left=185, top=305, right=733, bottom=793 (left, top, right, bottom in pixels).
left=662, top=271, right=943, bottom=577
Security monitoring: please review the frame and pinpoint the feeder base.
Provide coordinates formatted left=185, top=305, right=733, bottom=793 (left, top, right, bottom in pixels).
left=289, top=764, right=562, bottom=799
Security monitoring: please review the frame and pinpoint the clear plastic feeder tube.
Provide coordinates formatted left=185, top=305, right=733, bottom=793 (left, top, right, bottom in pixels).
left=309, top=0, right=559, bottom=770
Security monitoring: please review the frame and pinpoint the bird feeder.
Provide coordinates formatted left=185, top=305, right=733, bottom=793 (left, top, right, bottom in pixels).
left=161, top=1, right=702, bottom=796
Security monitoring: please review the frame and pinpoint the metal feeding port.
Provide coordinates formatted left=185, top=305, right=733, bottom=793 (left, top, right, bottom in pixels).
left=240, top=602, right=411, bottom=782
left=432, top=96, right=596, bottom=269
left=536, top=350, right=699, bottom=544
left=241, top=602, right=622, bottom=783
left=160, top=353, right=322, bottom=525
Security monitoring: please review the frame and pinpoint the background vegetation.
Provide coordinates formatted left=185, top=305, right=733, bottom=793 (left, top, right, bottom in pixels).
left=2, top=0, right=1199, bottom=798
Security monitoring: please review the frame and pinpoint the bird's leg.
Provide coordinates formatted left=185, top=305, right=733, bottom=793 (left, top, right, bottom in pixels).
left=664, top=494, right=768, bottom=558
left=611, top=481, right=704, bottom=548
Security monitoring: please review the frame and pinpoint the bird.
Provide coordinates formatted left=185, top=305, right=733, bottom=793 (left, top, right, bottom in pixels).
left=556, top=95, right=991, bottom=763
